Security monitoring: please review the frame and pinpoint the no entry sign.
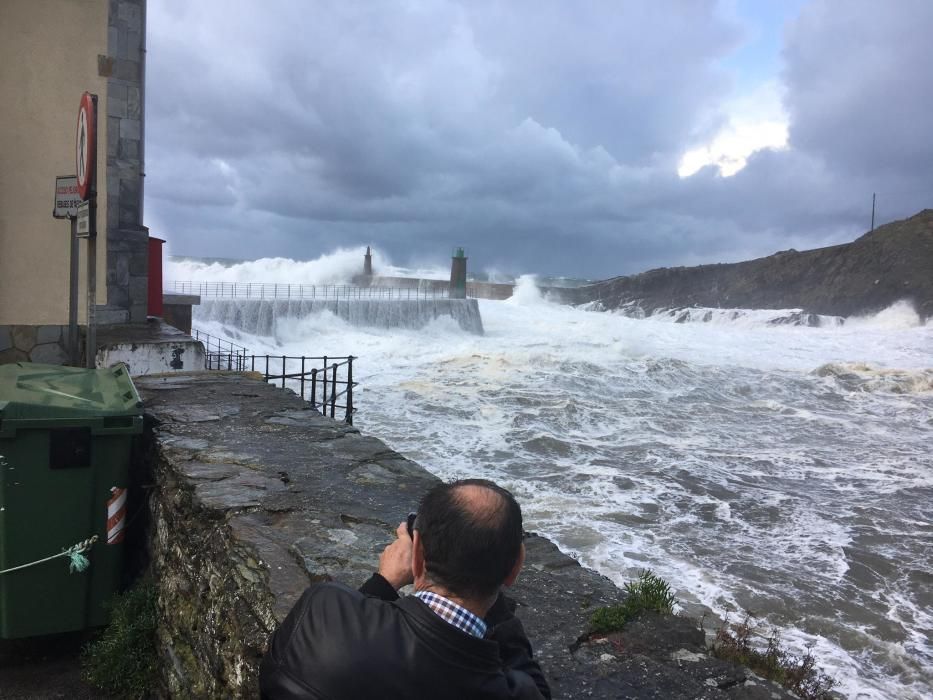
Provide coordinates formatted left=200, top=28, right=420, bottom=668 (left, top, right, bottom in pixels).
left=76, top=92, right=96, bottom=200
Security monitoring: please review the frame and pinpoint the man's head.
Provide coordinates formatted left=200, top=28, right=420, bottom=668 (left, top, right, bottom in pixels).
left=413, top=478, right=524, bottom=602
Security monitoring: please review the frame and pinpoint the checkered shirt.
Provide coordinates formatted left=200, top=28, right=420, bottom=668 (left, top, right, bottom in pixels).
left=413, top=591, right=488, bottom=639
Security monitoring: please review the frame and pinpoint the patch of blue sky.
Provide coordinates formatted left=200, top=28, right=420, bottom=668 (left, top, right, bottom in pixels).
left=716, top=0, right=810, bottom=92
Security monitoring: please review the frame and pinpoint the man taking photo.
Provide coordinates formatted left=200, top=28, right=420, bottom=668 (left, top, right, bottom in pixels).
left=260, top=478, right=551, bottom=699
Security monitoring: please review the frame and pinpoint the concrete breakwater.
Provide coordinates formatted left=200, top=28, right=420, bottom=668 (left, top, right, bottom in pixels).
left=195, top=297, right=485, bottom=335
left=136, top=372, right=801, bottom=699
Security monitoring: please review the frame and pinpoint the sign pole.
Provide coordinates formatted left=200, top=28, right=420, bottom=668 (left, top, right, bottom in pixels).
left=76, top=92, right=99, bottom=369
left=86, top=96, right=98, bottom=369
left=87, top=226, right=96, bottom=368
left=53, top=174, right=82, bottom=365
left=69, top=219, right=79, bottom=364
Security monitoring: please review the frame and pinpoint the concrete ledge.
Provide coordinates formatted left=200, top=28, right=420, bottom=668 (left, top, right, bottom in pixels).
left=96, top=319, right=205, bottom=375
left=136, top=373, right=797, bottom=699
left=163, top=293, right=201, bottom=306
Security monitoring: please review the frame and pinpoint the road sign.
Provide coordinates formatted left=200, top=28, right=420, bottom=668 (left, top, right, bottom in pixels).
left=53, top=176, right=81, bottom=219
left=76, top=200, right=90, bottom=236
left=76, top=92, right=96, bottom=200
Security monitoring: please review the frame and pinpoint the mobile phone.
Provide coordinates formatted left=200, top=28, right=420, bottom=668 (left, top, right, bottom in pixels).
left=406, top=512, right=417, bottom=539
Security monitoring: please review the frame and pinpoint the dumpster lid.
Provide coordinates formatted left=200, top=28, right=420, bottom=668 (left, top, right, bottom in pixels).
left=0, top=362, right=142, bottom=421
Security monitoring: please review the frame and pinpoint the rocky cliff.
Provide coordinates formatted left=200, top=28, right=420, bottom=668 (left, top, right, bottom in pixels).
left=557, top=210, right=933, bottom=321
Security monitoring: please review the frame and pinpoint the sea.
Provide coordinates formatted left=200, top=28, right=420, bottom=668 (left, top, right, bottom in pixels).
left=169, top=250, right=933, bottom=700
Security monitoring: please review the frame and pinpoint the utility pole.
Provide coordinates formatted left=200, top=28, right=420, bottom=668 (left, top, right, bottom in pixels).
left=871, top=192, right=876, bottom=232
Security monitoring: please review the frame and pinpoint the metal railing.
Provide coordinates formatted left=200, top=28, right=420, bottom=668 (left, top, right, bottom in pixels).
left=192, top=328, right=250, bottom=370
left=206, top=354, right=357, bottom=425
left=166, top=281, right=458, bottom=301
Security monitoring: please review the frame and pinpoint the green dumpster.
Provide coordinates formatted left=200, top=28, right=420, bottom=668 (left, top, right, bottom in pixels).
left=0, top=362, right=143, bottom=639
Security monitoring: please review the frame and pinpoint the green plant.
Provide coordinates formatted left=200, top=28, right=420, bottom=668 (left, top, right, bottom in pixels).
left=590, top=569, right=676, bottom=633
left=711, top=613, right=836, bottom=700
left=81, top=580, right=159, bottom=698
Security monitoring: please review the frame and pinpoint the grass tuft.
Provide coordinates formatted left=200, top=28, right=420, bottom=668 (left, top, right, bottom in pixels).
left=590, top=569, right=676, bottom=633
left=711, top=613, right=836, bottom=700
left=81, top=580, right=159, bottom=698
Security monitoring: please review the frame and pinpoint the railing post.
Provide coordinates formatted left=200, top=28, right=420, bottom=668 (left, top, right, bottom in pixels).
left=300, top=356, right=306, bottom=399
left=265, top=355, right=269, bottom=380
left=310, top=367, right=318, bottom=408
left=281, top=355, right=287, bottom=388
left=330, top=363, right=338, bottom=418
left=345, top=356, right=354, bottom=424
left=321, top=357, right=328, bottom=417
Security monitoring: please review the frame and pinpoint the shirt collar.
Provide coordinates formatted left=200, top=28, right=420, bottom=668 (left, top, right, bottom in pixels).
left=413, top=590, right=488, bottom=639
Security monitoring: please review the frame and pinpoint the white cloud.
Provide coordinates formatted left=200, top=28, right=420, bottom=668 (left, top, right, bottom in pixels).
left=678, top=81, right=789, bottom=177
left=678, top=119, right=788, bottom=177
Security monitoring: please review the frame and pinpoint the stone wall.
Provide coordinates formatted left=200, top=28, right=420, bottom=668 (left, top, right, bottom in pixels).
left=138, top=372, right=799, bottom=700
left=100, top=0, right=149, bottom=325
left=0, top=325, right=76, bottom=365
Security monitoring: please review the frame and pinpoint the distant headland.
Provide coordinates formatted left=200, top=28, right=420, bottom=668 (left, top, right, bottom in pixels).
left=554, top=209, right=933, bottom=322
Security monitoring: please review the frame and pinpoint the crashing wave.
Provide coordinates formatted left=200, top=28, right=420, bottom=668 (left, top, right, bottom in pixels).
left=583, top=302, right=847, bottom=327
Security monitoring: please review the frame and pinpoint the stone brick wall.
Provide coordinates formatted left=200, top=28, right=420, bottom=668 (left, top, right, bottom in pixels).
left=0, top=325, right=76, bottom=365
left=100, top=0, right=149, bottom=325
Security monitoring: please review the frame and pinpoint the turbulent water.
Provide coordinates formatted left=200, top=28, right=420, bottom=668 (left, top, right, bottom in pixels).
left=176, top=253, right=933, bottom=699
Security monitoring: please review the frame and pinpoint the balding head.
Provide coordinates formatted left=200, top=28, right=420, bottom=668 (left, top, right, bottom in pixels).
left=415, top=479, right=524, bottom=600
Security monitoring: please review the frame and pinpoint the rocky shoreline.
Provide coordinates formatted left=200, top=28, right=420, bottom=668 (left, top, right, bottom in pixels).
left=135, top=371, right=807, bottom=698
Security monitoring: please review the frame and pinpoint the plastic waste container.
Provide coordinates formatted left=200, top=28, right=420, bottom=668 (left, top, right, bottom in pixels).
left=0, top=362, right=143, bottom=639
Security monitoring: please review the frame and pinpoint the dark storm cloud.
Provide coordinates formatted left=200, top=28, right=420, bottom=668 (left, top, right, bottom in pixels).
left=783, top=0, right=933, bottom=177
left=146, top=1, right=932, bottom=278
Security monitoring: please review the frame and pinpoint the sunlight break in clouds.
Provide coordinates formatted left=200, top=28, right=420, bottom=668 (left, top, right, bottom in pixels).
left=678, top=119, right=788, bottom=177
left=678, top=80, right=790, bottom=177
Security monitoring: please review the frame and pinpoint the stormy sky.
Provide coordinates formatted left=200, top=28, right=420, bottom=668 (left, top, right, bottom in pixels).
left=145, top=0, right=933, bottom=279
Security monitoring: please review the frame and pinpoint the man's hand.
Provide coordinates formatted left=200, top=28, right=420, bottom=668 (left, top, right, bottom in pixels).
left=378, top=521, right=414, bottom=590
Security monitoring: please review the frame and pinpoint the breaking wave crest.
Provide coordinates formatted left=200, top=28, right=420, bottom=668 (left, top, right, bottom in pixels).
left=577, top=299, right=926, bottom=330
left=167, top=248, right=451, bottom=285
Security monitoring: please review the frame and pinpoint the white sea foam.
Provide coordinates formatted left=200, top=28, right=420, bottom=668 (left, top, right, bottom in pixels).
left=846, top=300, right=925, bottom=329
left=186, top=251, right=933, bottom=698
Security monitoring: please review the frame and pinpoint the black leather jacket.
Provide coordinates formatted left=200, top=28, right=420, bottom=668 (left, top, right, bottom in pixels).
left=259, top=574, right=551, bottom=699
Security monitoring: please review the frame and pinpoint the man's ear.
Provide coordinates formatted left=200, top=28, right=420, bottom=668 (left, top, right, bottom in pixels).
left=503, top=543, right=525, bottom=587
left=412, top=531, right=425, bottom=582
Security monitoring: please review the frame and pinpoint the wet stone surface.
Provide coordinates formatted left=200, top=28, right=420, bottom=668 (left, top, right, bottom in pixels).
left=136, top=372, right=798, bottom=699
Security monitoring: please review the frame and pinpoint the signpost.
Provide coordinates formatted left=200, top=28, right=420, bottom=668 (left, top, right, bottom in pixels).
left=76, top=92, right=98, bottom=368
left=54, top=175, right=81, bottom=364
left=52, top=93, right=99, bottom=367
